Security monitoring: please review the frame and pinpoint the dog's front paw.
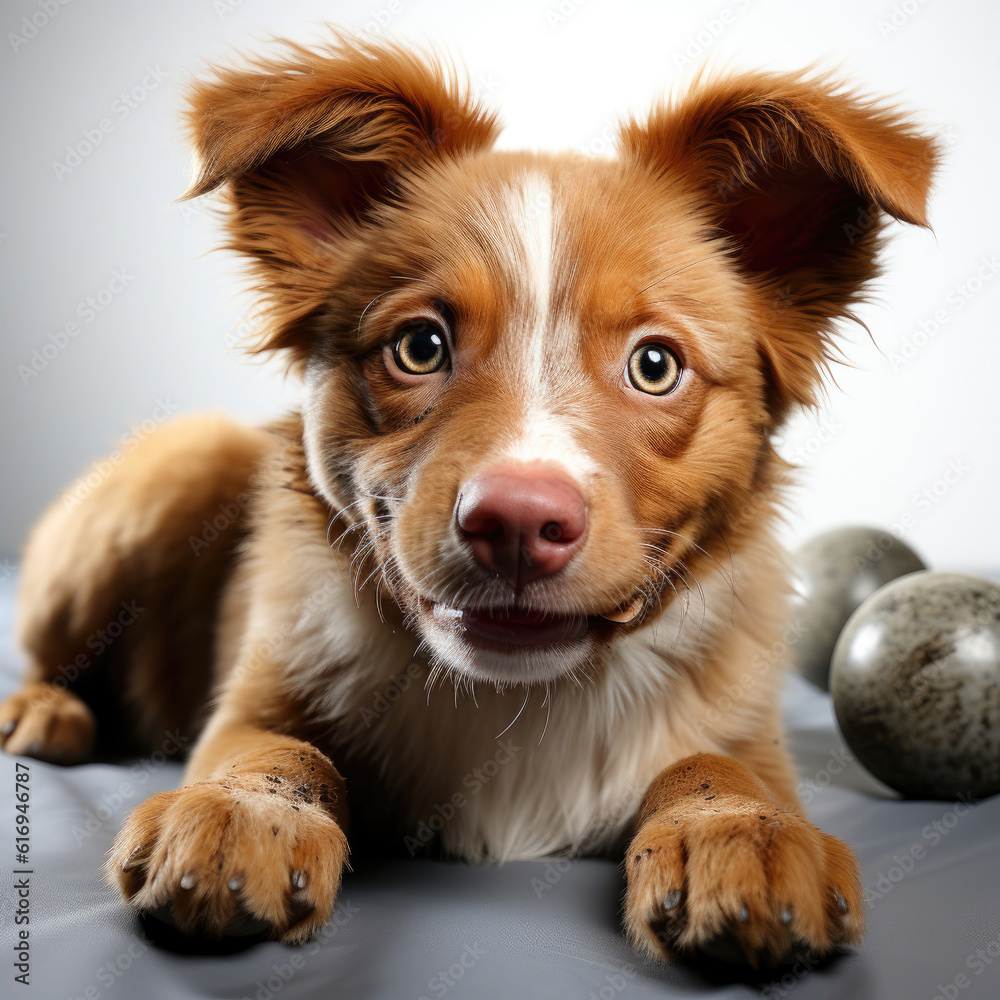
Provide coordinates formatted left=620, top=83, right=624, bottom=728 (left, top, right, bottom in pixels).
left=0, top=682, right=95, bottom=763
left=624, top=804, right=863, bottom=968
left=106, top=771, right=348, bottom=943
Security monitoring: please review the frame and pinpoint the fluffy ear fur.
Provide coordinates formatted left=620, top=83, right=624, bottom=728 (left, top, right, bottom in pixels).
left=618, top=70, right=939, bottom=420
left=182, top=35, right=500, bottom=358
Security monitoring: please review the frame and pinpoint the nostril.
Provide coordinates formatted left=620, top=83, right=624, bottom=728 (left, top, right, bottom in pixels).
left=541, top=521, right=564, bottom=543
left=477, top=517, right=504, bottom=541
left=457, top=498, right=504, bottom=540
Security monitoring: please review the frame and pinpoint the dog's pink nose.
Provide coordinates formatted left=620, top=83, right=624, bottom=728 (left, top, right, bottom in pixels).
left=456, top=466, right=587, bottom=588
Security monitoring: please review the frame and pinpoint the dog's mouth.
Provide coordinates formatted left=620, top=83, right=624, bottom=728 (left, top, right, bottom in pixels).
left=430, top=602, right=590, bottom=647
left=420, top=589, right=651, bottom=647
left=400, top=584, right=662, bottom=684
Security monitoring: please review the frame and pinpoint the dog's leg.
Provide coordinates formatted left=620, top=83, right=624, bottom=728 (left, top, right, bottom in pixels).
left=0, top=680, right=95, bottom=763
left=1, top=414, right=271, bottom=762
left=624, top=753, right=863, bottom=967
left=106, top=713, right=349, bottom=943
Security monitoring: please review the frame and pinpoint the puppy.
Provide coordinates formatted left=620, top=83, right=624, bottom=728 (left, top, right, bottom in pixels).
left=0, top=36, right=937, bottom=966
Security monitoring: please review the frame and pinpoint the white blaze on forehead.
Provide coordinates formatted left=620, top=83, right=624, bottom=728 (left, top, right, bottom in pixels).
left=502, top=408, right=597, bottom=479
left=513, top=171, right=554, bottom=380
left=495, top=173, right=595, bottom=479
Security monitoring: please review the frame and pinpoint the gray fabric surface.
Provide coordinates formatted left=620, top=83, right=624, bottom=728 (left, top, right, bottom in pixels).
left=2, top=567, right=999, bottom=1000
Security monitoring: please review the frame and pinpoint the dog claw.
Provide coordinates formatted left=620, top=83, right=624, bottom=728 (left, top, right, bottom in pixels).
left=780, top=906, right=793, bottom=925
left=179, top=872, right=197, bottom=890
left=291, top=870, right=308, bottom=890
left=121, top=845, right=147, bottom=872
left=227, top=875, right=244, bottom=891
left=662, top=889, right=681, bottom=911
left=737, top=905, right=749, bottom=923
left=0, top=719, right=15, bottom=737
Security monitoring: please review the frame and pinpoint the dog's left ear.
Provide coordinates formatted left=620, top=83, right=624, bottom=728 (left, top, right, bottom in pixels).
left=182, top=35, right=499, bottom=359
left=619, top=71, right=939, bottom=421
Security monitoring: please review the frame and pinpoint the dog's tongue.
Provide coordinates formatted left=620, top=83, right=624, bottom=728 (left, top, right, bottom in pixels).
left=457, top=607, right=588, bottom=646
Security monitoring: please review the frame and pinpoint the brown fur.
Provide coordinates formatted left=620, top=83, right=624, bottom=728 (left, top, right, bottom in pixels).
left=625, top=753, right=863, bottom=966
left=0, top=34, right=937, bottom=965
left=5, top=414, right=273, bottom=756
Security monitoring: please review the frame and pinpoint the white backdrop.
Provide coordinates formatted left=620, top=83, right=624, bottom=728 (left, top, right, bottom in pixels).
left=1, top=0, right=997, bottom=570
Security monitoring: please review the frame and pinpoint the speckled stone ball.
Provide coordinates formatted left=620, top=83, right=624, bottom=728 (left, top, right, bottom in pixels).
left=830, top=571, right=1000, bottom=800
left=790, top=527, right=927, bottom=689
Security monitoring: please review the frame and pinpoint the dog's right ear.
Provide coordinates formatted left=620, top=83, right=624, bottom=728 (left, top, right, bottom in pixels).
left=618, top=70, right=938, bottom=423
left=183, top=35, right=499, bottom=356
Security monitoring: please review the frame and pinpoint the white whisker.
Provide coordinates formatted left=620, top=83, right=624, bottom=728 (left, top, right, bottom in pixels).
left=495, top=688, right=530, bottom=739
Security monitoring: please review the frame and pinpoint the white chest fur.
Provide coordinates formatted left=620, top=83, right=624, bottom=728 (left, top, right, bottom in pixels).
left=263, top=523, right=759, bottom=861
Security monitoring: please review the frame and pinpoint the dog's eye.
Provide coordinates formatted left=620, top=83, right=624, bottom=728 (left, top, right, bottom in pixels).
left=392, top=321, right=448, bottom=375
left=627, top=343, right=681, bottom=395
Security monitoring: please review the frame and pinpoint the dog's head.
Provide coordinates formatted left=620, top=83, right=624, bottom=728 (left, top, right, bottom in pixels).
left=185, top=36, right=937, bottom=685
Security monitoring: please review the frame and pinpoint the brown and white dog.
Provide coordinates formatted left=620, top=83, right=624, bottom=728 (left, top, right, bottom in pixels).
left=0, top=36, right=937, bottom=967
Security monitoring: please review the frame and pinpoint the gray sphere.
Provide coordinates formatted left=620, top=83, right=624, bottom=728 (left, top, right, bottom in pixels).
left=791, top=527, right=926, bottom=689
left=830, top=571, right=1000, bottom=800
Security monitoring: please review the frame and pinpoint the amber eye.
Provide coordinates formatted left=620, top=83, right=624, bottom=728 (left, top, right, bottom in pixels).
left=627, top=343, right=681, bottom=395
left=392, top=320, right=448, bottom=375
